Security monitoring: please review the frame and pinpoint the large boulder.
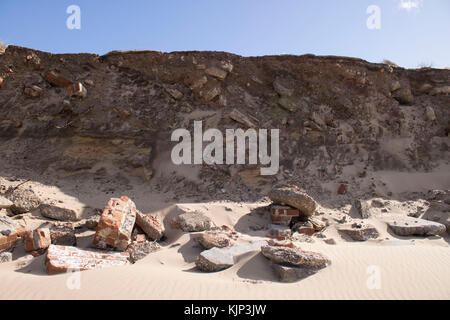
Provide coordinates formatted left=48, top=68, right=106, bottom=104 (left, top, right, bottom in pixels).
left=93, top=196, right=137, bottom=251
left=175, top=211, right=213, bottom=232
left=268, top=185, right=317, bottom=216
left=196, top=241, right=267, bottom=272
left=385, top=217, right=446, bottom=236
left=45, top=245, right=129, bottom=275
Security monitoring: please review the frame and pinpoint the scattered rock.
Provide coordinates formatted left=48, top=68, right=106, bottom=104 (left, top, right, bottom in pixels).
left=67, top=82, right=87, bottom=99
left=269, top=185, right=317, bottom=216
left=271, top=262, right=323, bottom=283
left=5, top=186, right=41, bottom=214
left=337, top=223, right=379, bottom=241
left=196, top=241, right=267, bottom=272
left=267, top=239, right=295, bottom=248
left=46, top=71, right=73, bottom=87
left=293, top=221, right=316, bottom=236
left=392, top=87, right=414, bottom=105
left=429, top=86, right=450, bottom=96
left=45, top=245, right=129, bottom=275
left=48, top=222, right=77, bottom=246
left=219, top=61, right=233, bottom=72
left=24, top=85, right=43, bottom=98
left=324, top=238, right=336, bottom=245
left=354, top=199, right=371, bottom=219
left=175, top=211, right=213, bottom=232
left=267, top=224, right=292, bottom=240
left=273, top=77, right=295, bottom=97
left=84, top=215, right=100, bottom=230
left=135, top=212, right=164, bottom=241
left=202, top=86, right=221, bottom=101
left=425, top=106, right=436, bottom=121
left=261, top=245, right=331, bottom=269
left=194, top=230, right=233, bottom=249
left=93, top=196, right=137, bottom=251
left=0, top=251, right=12, bottom=263
left=309, top=217, right=326, bottom=231
left=386, top=217, right=446, bottom=236
left=127, top=240, right=161, bottom=263
left=229, top=108, right=259, bottom=128
left=39, top=204, right=82, bottom=221
left=205, top=67, right=228, bottom=80
left=166, top=87, right=183, bottom=100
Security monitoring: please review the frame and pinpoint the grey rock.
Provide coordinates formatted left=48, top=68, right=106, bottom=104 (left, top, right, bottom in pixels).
left=271, top=262, right=322, bottom=282
left=386, top=217, right=446, bottom=236
left=127, top=241, right=161, bottom=263
left=195, top=230, right=233, bottom=249
left=392, top=87, right=414, bottom=105
left=48, top=222, right=77, bottom=246
left=0, top=252, right=12, bottom=264
left=268, top=185, right=317, bottom=216
left=268, top=224, right=292, bottom=239
left=273, top=77, right=295, bottom=97
left=175, top=212, right=213, bottom=232
left=196, top=241, right=267, bottom=272
left=85, top=215, right=100, bottom=230
left=261, top=245, right=331, bottom=268
left=354, top=199, right=371, bottom=219
left=205, top=67, right=228, bottom=80
left=39, top=204, right=82, bottom=221
left=338, top=223, right=379, bottom=241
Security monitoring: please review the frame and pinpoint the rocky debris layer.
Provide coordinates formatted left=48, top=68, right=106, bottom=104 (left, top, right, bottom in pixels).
left=39, top=203, right=83, bottom=221
left=4, top=185, right=41, bottom=215
left=0, top=251, right=12, bottom=263
left=24, top=228, right=51, bottom=253
left=196, top=241, right=267, bottom=272
left=127, top=240, right=161, bottom=263
left=194, top=228, right=237, bottom=249
left=385, top=217, right=446, bottom=236
left=135, top=212, right=164, bottom=241
left=269, top=185, right=317, bottom=217
left=337, top=223, right=379, bottom=241
left=175, top=212, right=213, bottom=232
left=0, top=215, right=25, bottom=251
left=45, top=245, right=129, bottom=275
left=93, top=196, right=137, bottom=251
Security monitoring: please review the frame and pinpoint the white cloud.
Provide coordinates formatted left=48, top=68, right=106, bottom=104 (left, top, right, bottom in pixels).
left=398, top=0, right=423, bottom=12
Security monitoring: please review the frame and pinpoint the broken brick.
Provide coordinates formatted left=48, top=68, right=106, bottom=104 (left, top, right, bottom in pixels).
left=45, top=245, right=129, bottom=275
left=93, top=196, right=137, bottom=251
left=24, top=228, right=51, bottom=252
left=135, top=212, right=164, bottom=241
left=0, top=215, right=26, bottom=251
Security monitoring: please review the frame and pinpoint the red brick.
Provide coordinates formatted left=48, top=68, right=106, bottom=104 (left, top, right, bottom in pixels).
left=93, top=196, right=137, bottom=251
left=0, top=216, right=25, bottom=251
left=24, top=228, right=51, bottom=252
left=270, top=205, right=300, bottom=217
left=46, top=71, right=73, bottom=87
left=136, top=212, right=164, bottom=241
left=338, top=184, right=347, bottom=195
left=45, top=245, right=129, bottom=275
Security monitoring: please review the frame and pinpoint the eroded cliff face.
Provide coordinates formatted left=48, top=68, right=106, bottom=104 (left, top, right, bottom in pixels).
left=0, top=45, right=449, bottom=202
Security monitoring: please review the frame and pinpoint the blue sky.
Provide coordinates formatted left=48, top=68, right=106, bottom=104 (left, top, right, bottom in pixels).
left=1, top=0, right=449, bottom=68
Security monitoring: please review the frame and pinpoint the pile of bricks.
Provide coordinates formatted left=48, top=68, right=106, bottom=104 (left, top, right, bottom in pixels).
left=270, top=205, right=300, bottom=226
